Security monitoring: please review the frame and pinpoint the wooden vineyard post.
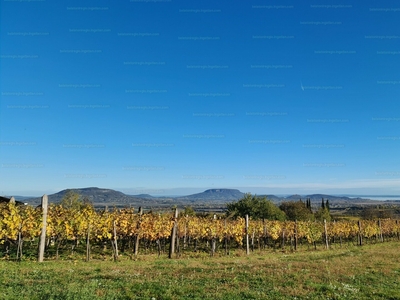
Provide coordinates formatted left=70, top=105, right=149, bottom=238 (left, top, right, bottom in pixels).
left=224, top=219, right=228, bottom=255
left=263, top=219, right=268, bottom=249
left=324, top=219, right=329, bottom=250
left=378, top=219, right=383, bottom=243
left=358, top=220, right=363, bottom=246
left=157, top=239, right=162, bottom=257
left=176, top=226, right=181, bottom=257
left=251, top=231, right=255, bottom=252
left=86, top=223, right=91, bottom=262
left=183, top=215, right=187, bottom=250
left=134, top=207, right=143, bottom=257
left=169, top=208, right=178, bottom=259
left=112, top=220, right=119, bottom=261
left=294, top=220, right=298, bottom=251
left=245, top=214, right=250, bottom=255
left=37, top=194, right=48, bottom=262
left=16, top=223, right=22, bottom=260
left=210, top=214, right=217, bottom=257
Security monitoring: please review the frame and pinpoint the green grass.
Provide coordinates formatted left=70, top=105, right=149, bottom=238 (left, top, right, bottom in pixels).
left=1, top=242, right=400, bottom=299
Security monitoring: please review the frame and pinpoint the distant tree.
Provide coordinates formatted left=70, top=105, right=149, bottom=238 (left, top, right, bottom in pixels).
left=321, top=198, right=325, bottom=209
left=361, top=206, right=393, bottom=220
left=226, top=193, right=285, bottom=220
left=378, top=209, right=394, bottom=219
left=179, top=206, right=196, bottom=217
left=315, top=207, right=331, bottom=222
left=279, top=200, right=314, bottom=221
left=59, top=190, right=92, bottom=210
left=306, top=198, right=312, bottom=212
left=325, top=200, right=330, bottom=212
left=361, top=207, right=378, bottom=220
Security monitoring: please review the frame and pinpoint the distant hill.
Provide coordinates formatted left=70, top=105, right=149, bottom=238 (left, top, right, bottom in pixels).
left=0, top=196, right=25, bottom=206
left=12, top=196, right=34, bottom=202
left=133, top=194, right=155, bottom=199
left=23, top=187, right=246, bottom=209
left=53, top=187, right=130, bottom=203
left=24, top=187, right=154, bottom=207
left=176, top=189, right=245, bottom=201
left=260, top=194, right=283, bottom=202
left=283, top=194, right=370, bottom=203
left=18, top=187, right=400, bottom=209
left=284, top=194, right=303, bottom=201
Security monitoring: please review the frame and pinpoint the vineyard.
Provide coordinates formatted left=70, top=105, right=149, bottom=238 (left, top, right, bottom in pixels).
left=1, top=201, right=400, bottom=261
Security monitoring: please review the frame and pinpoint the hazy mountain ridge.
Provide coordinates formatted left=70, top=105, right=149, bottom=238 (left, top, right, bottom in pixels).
left=22, top=187, right=155, bottom=207
left=175, top=189, right=245, bottom=201
left=14, top=187, right=400, bottom=208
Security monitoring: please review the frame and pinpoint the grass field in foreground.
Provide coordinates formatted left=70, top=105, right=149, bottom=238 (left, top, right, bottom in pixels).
left=1, top=242, right=400, bottom=300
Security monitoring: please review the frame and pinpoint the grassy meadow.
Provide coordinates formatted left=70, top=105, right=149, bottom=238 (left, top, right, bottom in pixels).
left=1, top=242, right=400, bottom=300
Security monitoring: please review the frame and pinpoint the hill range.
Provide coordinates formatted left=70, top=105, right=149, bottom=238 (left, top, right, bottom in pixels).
left=11, top=187, right=400, bottom=210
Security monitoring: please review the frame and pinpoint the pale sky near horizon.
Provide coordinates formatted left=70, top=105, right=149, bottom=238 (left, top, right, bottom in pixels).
left=1, top=1, right=400, bottom=197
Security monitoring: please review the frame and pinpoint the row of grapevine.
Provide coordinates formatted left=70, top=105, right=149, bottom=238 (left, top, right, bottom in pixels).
left=1, top=201, right=399, bottom=260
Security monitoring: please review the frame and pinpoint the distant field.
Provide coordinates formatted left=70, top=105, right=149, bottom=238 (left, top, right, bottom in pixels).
left=1, top=242, right=399, bottom=300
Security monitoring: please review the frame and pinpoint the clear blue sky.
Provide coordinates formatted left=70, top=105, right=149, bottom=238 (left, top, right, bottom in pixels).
left=1, top=1, right=399, bottom=196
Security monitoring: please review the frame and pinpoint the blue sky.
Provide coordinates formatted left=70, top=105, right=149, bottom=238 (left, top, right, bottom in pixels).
left=1, top=0, right=400, bottom=197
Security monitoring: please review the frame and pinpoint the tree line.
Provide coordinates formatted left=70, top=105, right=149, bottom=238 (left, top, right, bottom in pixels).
left=226, top=193, right=331, bottom=222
